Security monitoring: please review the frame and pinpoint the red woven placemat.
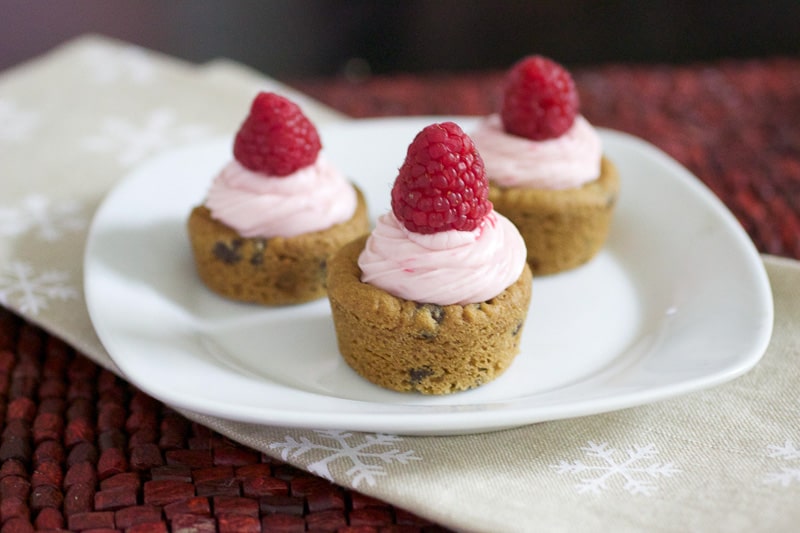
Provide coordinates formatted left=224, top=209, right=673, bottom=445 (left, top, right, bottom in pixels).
left=2, top=58, right=798, bottom=532
left=0, top=310, right=445, bottom=533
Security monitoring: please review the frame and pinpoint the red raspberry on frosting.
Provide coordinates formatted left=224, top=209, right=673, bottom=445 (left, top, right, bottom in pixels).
left=500, top=55, right=579, bottom=141
left=391, top=122, right=492, bottom=234
left=233, top=92, right=322, bottom=176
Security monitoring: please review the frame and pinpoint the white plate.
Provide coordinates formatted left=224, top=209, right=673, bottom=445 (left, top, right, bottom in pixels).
left=84, top=117, right=773, bottom=435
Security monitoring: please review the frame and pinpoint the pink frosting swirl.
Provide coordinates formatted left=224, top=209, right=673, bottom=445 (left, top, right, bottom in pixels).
left=204, top=156, right=357, bottom=238
left=470, top=114, right=602, bottom=190
left=358, top=211, right=526, bottom=305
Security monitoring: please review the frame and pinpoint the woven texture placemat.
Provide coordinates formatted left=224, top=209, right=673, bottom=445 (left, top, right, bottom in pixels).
left=2, top=56, right=799, bottom=532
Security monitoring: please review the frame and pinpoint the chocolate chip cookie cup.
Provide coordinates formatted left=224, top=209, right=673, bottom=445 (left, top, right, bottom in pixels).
left=187, top=187, right=369, bottom=305
left=327, top=235, right=531, bottom=395
left=327, top=121, right=531, bottom=394
left=187, top=91, right=371, bottom=305
left=489, top=156, right=619, bottom=275
left=472, top=55, right=619, bottom=276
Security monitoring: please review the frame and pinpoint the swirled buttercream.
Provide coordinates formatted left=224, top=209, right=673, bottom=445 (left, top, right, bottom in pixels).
left=470, top=114, right=602, bottom=190
left=204, top=156, right=356, bottom=238
left=358, top=211, right=526, bottom=305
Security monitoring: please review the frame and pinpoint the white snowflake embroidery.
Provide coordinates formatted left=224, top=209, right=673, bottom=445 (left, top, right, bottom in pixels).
left=0, top=194, right=86, bottom=241
left=269, top=430, right=422, bottom=488
left=0, top=261, right=77, bottom=315
left=82, top=45, right=155, bottom=84
left=81, top=108, right=210, bottom=166
left=764, top=439, right=800, bottom=487
left=552, top=441, right=680, bottom=495
left=0, top=99, right=40, bottom=142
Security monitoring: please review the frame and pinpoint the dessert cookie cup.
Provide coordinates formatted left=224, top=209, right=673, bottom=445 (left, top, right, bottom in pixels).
left=490, top=156, right=619, bottom=275
left=187, top=91, right=369, bottom=305
left=328, top=236, right=532, bottom=394
left=472, top=55, right=618, bottom=276
left=188, top=187, right=369, bottom=305
left=327, top=121, right=531, bottom=395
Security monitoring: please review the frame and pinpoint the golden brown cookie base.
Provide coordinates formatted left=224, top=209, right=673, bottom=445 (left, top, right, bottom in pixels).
left=489, top=156, right=620, bottom=276
left=327, top=236, right=533, bottom=395
left=187, top=186, right=369, bottom=305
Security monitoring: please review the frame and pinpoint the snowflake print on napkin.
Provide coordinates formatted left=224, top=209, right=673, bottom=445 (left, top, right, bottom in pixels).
left=0, top=194, right=86, bottom=242
left=552, top=441, right=680, bottom=496
left=81, top=108, right=211, bottom=166
left=764, top=439, right=800, bottom=487
left=270, top=430, right=422, bottom=488
left=0, top=261, right=77, bottom=316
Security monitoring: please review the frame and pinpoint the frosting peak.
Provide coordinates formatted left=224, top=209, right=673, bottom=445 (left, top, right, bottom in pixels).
left=470, top=114, right=602, bottom=190
left=204, top=156, right=356, bottom=238
left=358, top=211, right=526, bottom=305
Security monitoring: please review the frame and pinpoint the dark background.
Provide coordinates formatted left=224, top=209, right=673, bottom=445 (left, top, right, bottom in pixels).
left=2, top=0, right=799, bottom=79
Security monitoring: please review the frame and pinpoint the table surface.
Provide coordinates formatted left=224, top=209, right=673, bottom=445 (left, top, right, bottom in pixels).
left=1, top=56, right=799, bottom=532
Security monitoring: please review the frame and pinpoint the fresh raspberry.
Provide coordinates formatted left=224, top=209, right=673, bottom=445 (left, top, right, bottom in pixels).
left=233, top=92, right=321, bottom=176
left=391, top=122, right=491, bottom=234
left=500, top=55, right=579, bottom=141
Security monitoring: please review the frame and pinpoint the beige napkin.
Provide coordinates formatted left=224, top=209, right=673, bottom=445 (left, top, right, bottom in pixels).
left=1, top=36, right=798, bottom=532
